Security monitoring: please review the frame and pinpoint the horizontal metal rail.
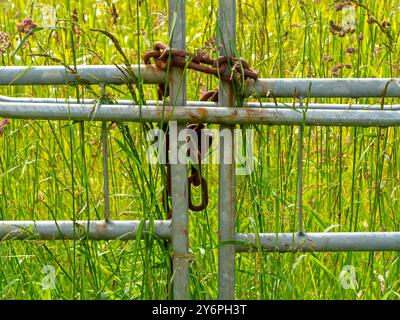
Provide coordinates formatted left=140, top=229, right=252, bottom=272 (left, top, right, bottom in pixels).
left=2, top=95, right=400, bottom=110
left=0, top=65, right=165, bottom=85
left=247, top=78, right=400, bottom=98
left=1, top=65, right=400, bottom=98
left=236, top=232, right=400, bottom=252
left=0, top=223, right=380, bottom=250
left=2, top=102, right=400, bottom=126
left=0, top=220, right=171, bottom=240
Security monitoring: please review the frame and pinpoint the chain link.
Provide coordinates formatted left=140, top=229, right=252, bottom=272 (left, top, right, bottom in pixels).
left=143, top=41, right=258, bottom=215
left=143, top=41, right=258, bottom=86
left=186, top=123, right=212, bottom=211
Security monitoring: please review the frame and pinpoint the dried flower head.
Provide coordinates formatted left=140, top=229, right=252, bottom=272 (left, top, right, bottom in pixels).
left=334, top=1, right=353, bottom=12
left=332, top=63, right=345, bottom=77
left=307, top=67, right=315, bottom=77
left=0, top=118, right=10, bottom=135
left=0, top=32, right=12, bottom=55
left=322, top=55, right=334, bottom=62
left=329, top=20, right=342, bottom=34
left=367, top=16, right=377, bottom=24
left=72, top=8, right=79, bottom=23
left=346, top=47, right=356, bottom=54
left=16, top=18, right=38, bottom=34
left=204, top=36, right=216, bottom=50
left=329, top=19, right=355, bottom=38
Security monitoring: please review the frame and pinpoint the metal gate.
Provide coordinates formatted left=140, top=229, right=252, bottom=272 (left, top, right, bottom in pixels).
left=1, top=0, right=400, bottom=300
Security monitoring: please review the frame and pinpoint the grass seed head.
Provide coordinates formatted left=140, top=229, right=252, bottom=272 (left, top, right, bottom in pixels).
left=16, top=17, right=37, bottom=34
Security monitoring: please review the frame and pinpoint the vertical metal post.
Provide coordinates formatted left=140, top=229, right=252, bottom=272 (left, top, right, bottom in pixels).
left=168, top=0, right=189, bottom=300
left=101, top=84, right=110, bottom=223
left=218, top=0, right=236, bottom=300
left=298, top=98, right=304, bottom=234
left=101, top=121, right=110, bottom=222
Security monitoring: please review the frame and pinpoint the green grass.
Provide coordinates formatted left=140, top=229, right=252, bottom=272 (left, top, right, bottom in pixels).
left=0, top=0, right=400, bottom=299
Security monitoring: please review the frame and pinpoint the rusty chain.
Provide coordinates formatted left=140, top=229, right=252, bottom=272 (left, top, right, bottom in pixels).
left=143, top=41, right=258, bottom=87
left=143, top=41, right=258, bottom=215
left=186, top=123, right=212, bottom=211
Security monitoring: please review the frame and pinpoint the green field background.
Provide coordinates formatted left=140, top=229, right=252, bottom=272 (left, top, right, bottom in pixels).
left=0, top=0, right=399, bottom=299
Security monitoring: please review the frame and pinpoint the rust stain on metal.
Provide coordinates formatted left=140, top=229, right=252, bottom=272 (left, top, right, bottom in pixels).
left=194, top=107, right=209, bottom=121
left=260, top=80, right=272, bottom=97
left=175, top=225, right=188, bottom=236
left=95, top=221, right=109, bottom=234
left=243, top=107, right=260, bottom=115
left=154, top=106, right=173, bottom=122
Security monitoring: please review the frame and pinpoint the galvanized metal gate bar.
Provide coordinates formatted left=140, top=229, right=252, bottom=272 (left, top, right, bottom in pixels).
left=2, top=65, right=400, bottom=98
left=217, top=0, right=236, bottom=300
left=247, top=78, right=400, bottom=98
left=0, top=65, right=164, bottom=85
left=0, top=220, right=171, bottom=240
left=4, top=102, right=400, bottom=126
left=1, top=1, right=400, bottom=301
left=235, top=232, right=400, bottom=252
left=168, top=0, right=189, bottom=300
left=3, top=95, right=400, bottom=110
